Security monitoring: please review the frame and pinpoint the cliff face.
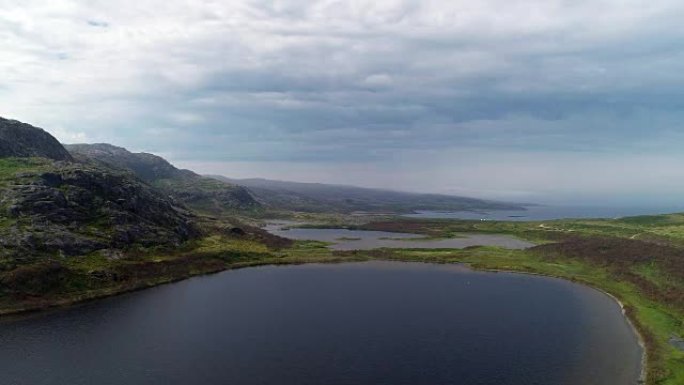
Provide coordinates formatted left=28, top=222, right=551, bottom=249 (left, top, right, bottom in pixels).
left=0, top=118, right=73, bottom=161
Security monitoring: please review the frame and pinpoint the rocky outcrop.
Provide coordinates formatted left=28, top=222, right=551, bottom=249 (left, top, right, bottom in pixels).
left=0, top=159, right=199, bottom=261
left=0, top=117, right=202, bottom=263
left=66, top=143, right=260, bottom=212
left=0, top=118, right=73, bottom=161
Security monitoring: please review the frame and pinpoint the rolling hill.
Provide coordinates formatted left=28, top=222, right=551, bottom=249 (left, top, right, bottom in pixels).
left=211, top=176, right=525, bottom=214
left=65, top=144, right=260, bottom=214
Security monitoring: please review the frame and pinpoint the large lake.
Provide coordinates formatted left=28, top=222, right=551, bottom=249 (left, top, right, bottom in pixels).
left=265, top=223, right=534, bottom=250
left=0, top=262, right=642, bottom=385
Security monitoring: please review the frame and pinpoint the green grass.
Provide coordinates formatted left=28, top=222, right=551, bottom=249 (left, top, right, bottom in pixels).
left=632, top=263, right=684, bottom=291
left=0, top=157, right=52, bottom=181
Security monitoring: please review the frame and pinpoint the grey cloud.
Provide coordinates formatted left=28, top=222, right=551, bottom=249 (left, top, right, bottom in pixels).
left=3, top=0, right=684, bottom=202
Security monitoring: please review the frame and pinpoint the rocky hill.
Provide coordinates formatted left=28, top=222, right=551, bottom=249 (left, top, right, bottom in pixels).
left=0, top=118, right=290, bottom=308
left=65, top=144, right=260, bottom=214
left=0, top=119, right=199, bottom=263
left=0, top=118, right=73, bottom=161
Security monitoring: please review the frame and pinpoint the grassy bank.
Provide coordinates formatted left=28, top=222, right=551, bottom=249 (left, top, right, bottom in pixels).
left=0, top=235, right=362, bottom=315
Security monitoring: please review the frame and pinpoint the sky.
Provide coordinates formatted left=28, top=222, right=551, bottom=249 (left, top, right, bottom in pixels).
left=2, top=0, right=684, bottom=206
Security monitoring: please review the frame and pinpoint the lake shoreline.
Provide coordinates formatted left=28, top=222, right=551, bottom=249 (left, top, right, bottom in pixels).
left=603, top=291, right=648, bottom=384
left=0, top=256, right=366, bottom=317
left=0, top=255, right=648, bottom=384
left=458, top=265, right=648, bottom=384
left=0, top=260, right=641, bottom=385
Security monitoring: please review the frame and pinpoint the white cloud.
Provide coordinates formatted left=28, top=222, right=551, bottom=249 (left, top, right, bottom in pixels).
left=362, top=73, right=393, bottom=88
left=49, top=125, right=89, bottom=143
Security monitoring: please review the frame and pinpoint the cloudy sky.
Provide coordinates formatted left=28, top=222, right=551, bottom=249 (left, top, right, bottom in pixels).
left=2, top=0, right=684, bottom=205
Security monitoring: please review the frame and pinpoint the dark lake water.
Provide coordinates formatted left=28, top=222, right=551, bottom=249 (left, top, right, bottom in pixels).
left=264, top=223, right=534, bottom=250
left=405, top=205, right=684, bottom=221
left=0, top=262, right=642, bottom=385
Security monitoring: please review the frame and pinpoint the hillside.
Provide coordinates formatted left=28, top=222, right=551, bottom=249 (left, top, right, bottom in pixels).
left=0, top=117, right=287, bottom=310
left=211, top=176, right=524, bottom=214
left=65, top=144, right=259, bottom=214
left=0, top=158, right=198, bottom=262
left=0, top=119, right=201, bottom=264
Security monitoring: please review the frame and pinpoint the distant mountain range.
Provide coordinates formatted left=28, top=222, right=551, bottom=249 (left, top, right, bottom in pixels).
left=211, top=176, right=524, bottom=214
